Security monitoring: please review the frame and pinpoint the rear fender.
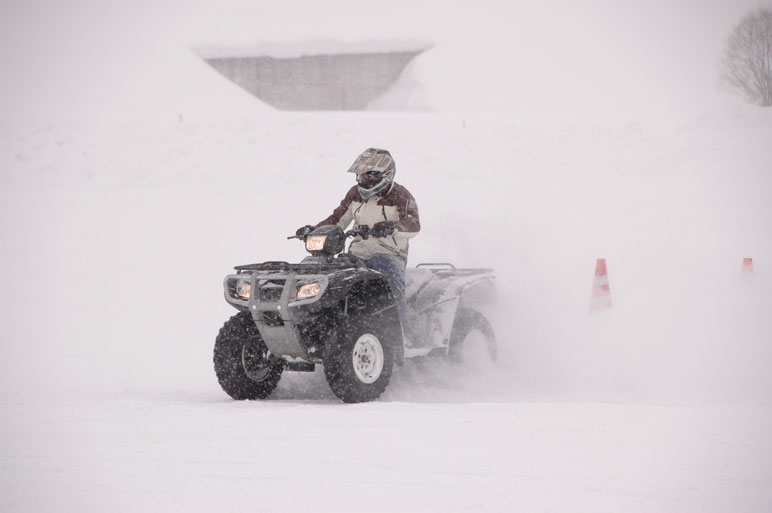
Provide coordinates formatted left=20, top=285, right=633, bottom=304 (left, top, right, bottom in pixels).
left=458, top=277, right=497, bottom=309
left=407, top=270, right=496, bottom=353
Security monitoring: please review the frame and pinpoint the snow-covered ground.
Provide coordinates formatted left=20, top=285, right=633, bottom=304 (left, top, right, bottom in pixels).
left=2, top=109, right=771, bottom=512
left=2, top=1, right=772, bottom=511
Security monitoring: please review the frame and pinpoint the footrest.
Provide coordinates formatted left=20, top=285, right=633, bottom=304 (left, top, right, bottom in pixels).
left=285, top=361, right=316, bottom=372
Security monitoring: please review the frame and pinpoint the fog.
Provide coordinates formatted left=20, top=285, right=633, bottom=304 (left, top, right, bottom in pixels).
left=3, top=111, right=769, bottom=405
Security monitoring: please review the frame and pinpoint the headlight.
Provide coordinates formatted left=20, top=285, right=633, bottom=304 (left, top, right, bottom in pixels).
left=305, top=235, right=327, bottom=252
left=235, top=279, right=252, bottom=300
left=296, top=281, right=321, bottom=300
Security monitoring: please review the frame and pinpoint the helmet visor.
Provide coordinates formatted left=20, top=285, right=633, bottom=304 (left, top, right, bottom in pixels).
left=357, top=170, right=383, bottom=189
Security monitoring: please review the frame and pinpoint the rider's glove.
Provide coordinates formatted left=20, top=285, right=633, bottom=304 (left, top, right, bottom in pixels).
left=371, top=221, right=395, bottom=238
left=295, top=225, right=314, bottom=238
left=355, top=224, right=370, bottom=240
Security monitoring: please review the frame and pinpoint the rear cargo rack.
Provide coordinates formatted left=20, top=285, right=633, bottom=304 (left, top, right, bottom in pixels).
left=416, top=262, right=456, bottom=269
left=415, top=263, right=493, bottom=276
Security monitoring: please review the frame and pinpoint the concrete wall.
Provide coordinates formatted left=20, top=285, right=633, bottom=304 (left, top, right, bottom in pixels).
left=205, top=51, right=423, bottom=110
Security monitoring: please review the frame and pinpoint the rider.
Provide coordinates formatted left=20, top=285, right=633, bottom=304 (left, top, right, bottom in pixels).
left=296, top=148, right=420, bottom=332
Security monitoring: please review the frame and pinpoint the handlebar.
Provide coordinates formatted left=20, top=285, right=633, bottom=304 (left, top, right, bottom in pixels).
left=289, top=225, right=373, bottom=241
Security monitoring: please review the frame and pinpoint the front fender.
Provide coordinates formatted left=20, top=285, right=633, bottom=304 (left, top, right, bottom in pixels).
left=345, top=277, right=404, bottom=364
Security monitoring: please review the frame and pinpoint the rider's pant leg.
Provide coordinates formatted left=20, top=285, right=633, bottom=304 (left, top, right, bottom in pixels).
left=363, top=254, right=407, bottom=326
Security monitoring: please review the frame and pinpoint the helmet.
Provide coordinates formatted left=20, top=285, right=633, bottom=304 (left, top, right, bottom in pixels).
left=347, top=148, right=396, bottom=200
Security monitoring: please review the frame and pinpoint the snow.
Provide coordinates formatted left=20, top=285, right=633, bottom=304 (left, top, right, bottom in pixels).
left=3, top=399, right=771, bottom=513
left=2, top=1, right=772, bottom=512
left=193, top=38, right=434, bottom=59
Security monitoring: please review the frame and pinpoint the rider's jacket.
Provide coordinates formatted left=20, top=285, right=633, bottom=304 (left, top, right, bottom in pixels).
left=316, top=182, right=420, bottom=261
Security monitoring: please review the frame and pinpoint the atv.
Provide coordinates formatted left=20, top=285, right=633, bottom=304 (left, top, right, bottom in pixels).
left=214, top=224, right=496, bottom=403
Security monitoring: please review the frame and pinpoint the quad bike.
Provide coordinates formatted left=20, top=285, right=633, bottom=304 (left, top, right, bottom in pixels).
left=214, top=224, right=496, bottom=403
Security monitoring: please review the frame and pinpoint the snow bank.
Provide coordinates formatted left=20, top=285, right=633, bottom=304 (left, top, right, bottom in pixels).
left=193, top=38, right=434, bottom=59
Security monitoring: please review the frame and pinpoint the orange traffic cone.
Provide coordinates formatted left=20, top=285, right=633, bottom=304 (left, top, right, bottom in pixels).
left=742, top=257, right=754, bottom=275
left=590, top=258, right=612, bottom=312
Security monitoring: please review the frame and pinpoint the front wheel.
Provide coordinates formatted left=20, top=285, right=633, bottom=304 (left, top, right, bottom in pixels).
left=323, top=312, right=395, bottom=403
left=214, top=312, right=284, bottom=400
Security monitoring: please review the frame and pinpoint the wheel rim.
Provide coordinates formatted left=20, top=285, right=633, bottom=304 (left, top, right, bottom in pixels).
left=352, top=334, right=385, bottom=384
left=242, top=337, right=273, bottom=382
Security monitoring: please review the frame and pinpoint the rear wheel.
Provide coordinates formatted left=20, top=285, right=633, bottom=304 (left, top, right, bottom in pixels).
left=448, top=307, right=497, bottom=365
left=214, top=312, right=284, bottom=400
left=323, top=312, right=395, bottom=403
